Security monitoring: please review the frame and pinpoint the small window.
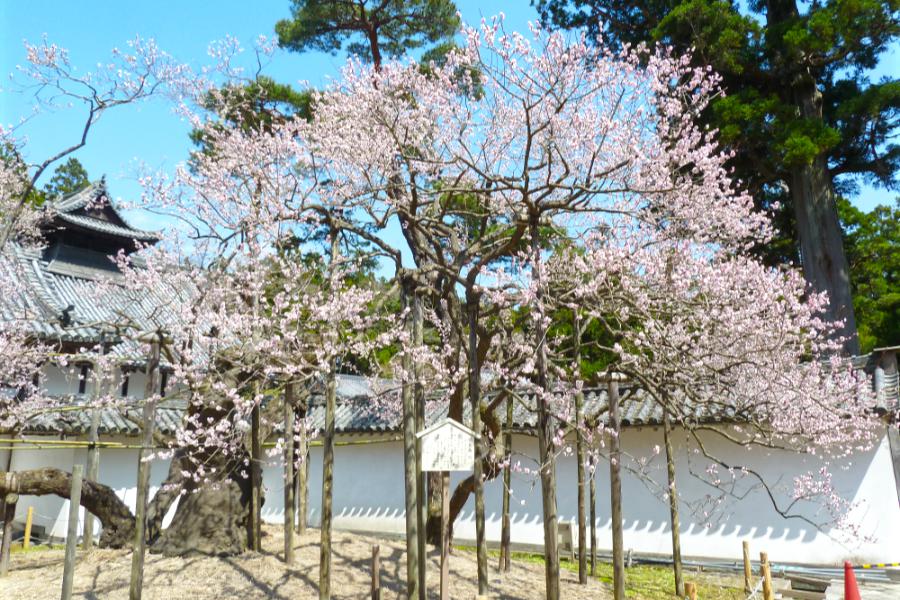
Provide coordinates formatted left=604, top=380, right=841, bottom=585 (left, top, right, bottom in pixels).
left=121, top=372, right=130, bottom=397
left=78, top=364, right=90, bottom=395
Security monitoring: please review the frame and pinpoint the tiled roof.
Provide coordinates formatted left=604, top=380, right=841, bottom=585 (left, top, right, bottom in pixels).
left=54, top=212, right=160, bottom=242
left=23, top=399, right=184, bottom=437
left=45, top=179, right=160, bottom=243
left=301, top=384, right=735, bottom=435
left=0, top=242, right=179, bottom=345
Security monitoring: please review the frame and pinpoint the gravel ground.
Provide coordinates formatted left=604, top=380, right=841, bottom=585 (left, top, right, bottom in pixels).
left=0, top=525, right=611, bottom=599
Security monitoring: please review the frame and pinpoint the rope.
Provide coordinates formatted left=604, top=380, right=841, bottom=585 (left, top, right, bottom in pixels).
left=855, top=562, right=900, bottom=569
left=744, top=577, right=763, bottom=600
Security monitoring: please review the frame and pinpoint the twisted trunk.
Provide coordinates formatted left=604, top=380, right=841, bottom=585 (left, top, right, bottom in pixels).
left=0, top=468, right=135, bottom=548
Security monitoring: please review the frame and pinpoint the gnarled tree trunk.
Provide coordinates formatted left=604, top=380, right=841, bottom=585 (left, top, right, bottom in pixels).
left=0, top=468, right=135, bottom=548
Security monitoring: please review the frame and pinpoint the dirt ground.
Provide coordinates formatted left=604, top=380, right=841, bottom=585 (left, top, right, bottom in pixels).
left=0, top=525, right=611, bottom=599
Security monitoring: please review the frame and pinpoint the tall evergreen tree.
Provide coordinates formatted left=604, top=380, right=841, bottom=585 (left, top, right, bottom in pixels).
left=276, top=0, right=460, bottom=70
left=41, top=157, right=90, bottom=200
left=536, top=0, right=900, bottom=354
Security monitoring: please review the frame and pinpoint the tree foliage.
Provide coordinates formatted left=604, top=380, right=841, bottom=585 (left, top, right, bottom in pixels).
left=536, top=0, right=899, bottom=354
left=838, top=198, right=900, bottom=351
left=276, top=0, right=460, bottom=69
left=534, top=2, right=899, bottom=247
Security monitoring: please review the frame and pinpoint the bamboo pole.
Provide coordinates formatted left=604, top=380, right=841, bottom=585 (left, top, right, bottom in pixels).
left=24, top=506, right=33, bottom=549
left=608, top=379, right=625, bottom=600
left=128, top=338, right=160, bottom=600
left=742, top=541, right=752, bottom=593
left=61, top=464, right=83, bottom=600
left=283, top=384, right=295, bottom=564
left=760, top=552, right=774, bottom=600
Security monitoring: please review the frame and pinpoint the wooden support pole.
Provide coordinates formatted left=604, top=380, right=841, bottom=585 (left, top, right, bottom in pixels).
left=319, top=362, right=337, bottom=600
left=499, top=396, right=512, bottom=573
left=663, top=409, right=684, bottom=597
left=440, top=471, right=450, bottom=600
left=742, top=541, right=752, bottom=593
left=250, top=401, right=262, bottom=552
left=608, top=380, right=625, bottom=600
left=296, top=398, right=308, bottom=535
left=589, top=456, right=596, bottom=577
left=400, top=279, right=420, bottom=600
left=84, top=339, right=106, bottom=551
left=371, top=544, right=381, bottom=600
left=684, top=581, right=697, bottom=600
left=467, top=294, right=488, bottom=595
left=413, top=292, right=426, bottom=600
left=61, top=464, right=83, bottom=600
left=129, top=338, right=160, bottom=600
left=760, top=552, right=774, bottom=600
left=574, top=314, right=587, bottom=584
left=0, top=478, right=18, bottom=577
left=24, top=505, right=33, bottom=549
left=283, top=384, right=295, bottom=564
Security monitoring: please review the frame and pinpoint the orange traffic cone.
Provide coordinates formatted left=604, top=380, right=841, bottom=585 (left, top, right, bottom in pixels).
left=844, top=561, right=861, bottom=600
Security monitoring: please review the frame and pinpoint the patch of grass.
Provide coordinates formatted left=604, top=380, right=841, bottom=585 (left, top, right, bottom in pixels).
left=457, top=545, right=745, bottom=600
left=10, top=542, right=65, bottom=554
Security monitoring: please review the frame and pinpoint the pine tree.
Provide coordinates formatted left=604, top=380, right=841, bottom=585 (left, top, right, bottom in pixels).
left=536, top=0, right=900, bottom=354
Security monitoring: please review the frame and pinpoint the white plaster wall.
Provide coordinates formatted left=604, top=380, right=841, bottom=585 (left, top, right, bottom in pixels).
left=254, top=426, right=900, bottom=565
left=8, top=419, right=898, bottom=564
left=40, top=363, right=149, bottom=399
left=8, top=436, right=174, bottom=541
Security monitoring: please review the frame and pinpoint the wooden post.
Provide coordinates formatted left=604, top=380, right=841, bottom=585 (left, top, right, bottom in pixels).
left=24, top=506, right=33, bottom=549
left=663, top=409, right=684, bottom=597
left=319, top=360, right=337, bottom=600
left=608, top=379, right=625, bottom=600
left=296, top=397, right=308, bottom=535
left=283, top=383, right=295, bottom=564
left=529, top=215, right=559, bottom=600
left=440, top=471, right=450, bottom=600
left=129, top=338, right=160, bottom=600
left=84, top=338, right=106, bottom=551
left=250, top=401, right=262, bottom=552
left=371, top=544, right=381, bottom=600
left=589, top=455, right=596, bottom=577
left=684, top=581, right=697, bottom=600
left=61, top=464, right=83, bottom=600
left=574, top=314, right=587, bottom=584
left=467, top=293, right=488, bottom=594
left=0, top=476, right=17, bottom=577
left=499, top=396, right=513, bottom=572
left=742, top=541, right=752, bottom=593
left=400, top=278, right=420, bottom=600
left=413, top=292, right=426, bottom=600
left=760, top=552, right=774, bottom=600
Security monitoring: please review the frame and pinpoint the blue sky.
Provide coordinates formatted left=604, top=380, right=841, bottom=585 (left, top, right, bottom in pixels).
left=1, top=0, right=896, bottom=233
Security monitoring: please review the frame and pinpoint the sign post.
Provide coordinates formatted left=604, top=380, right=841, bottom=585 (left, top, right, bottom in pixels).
left=416, top=418, right=479, bottom=600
